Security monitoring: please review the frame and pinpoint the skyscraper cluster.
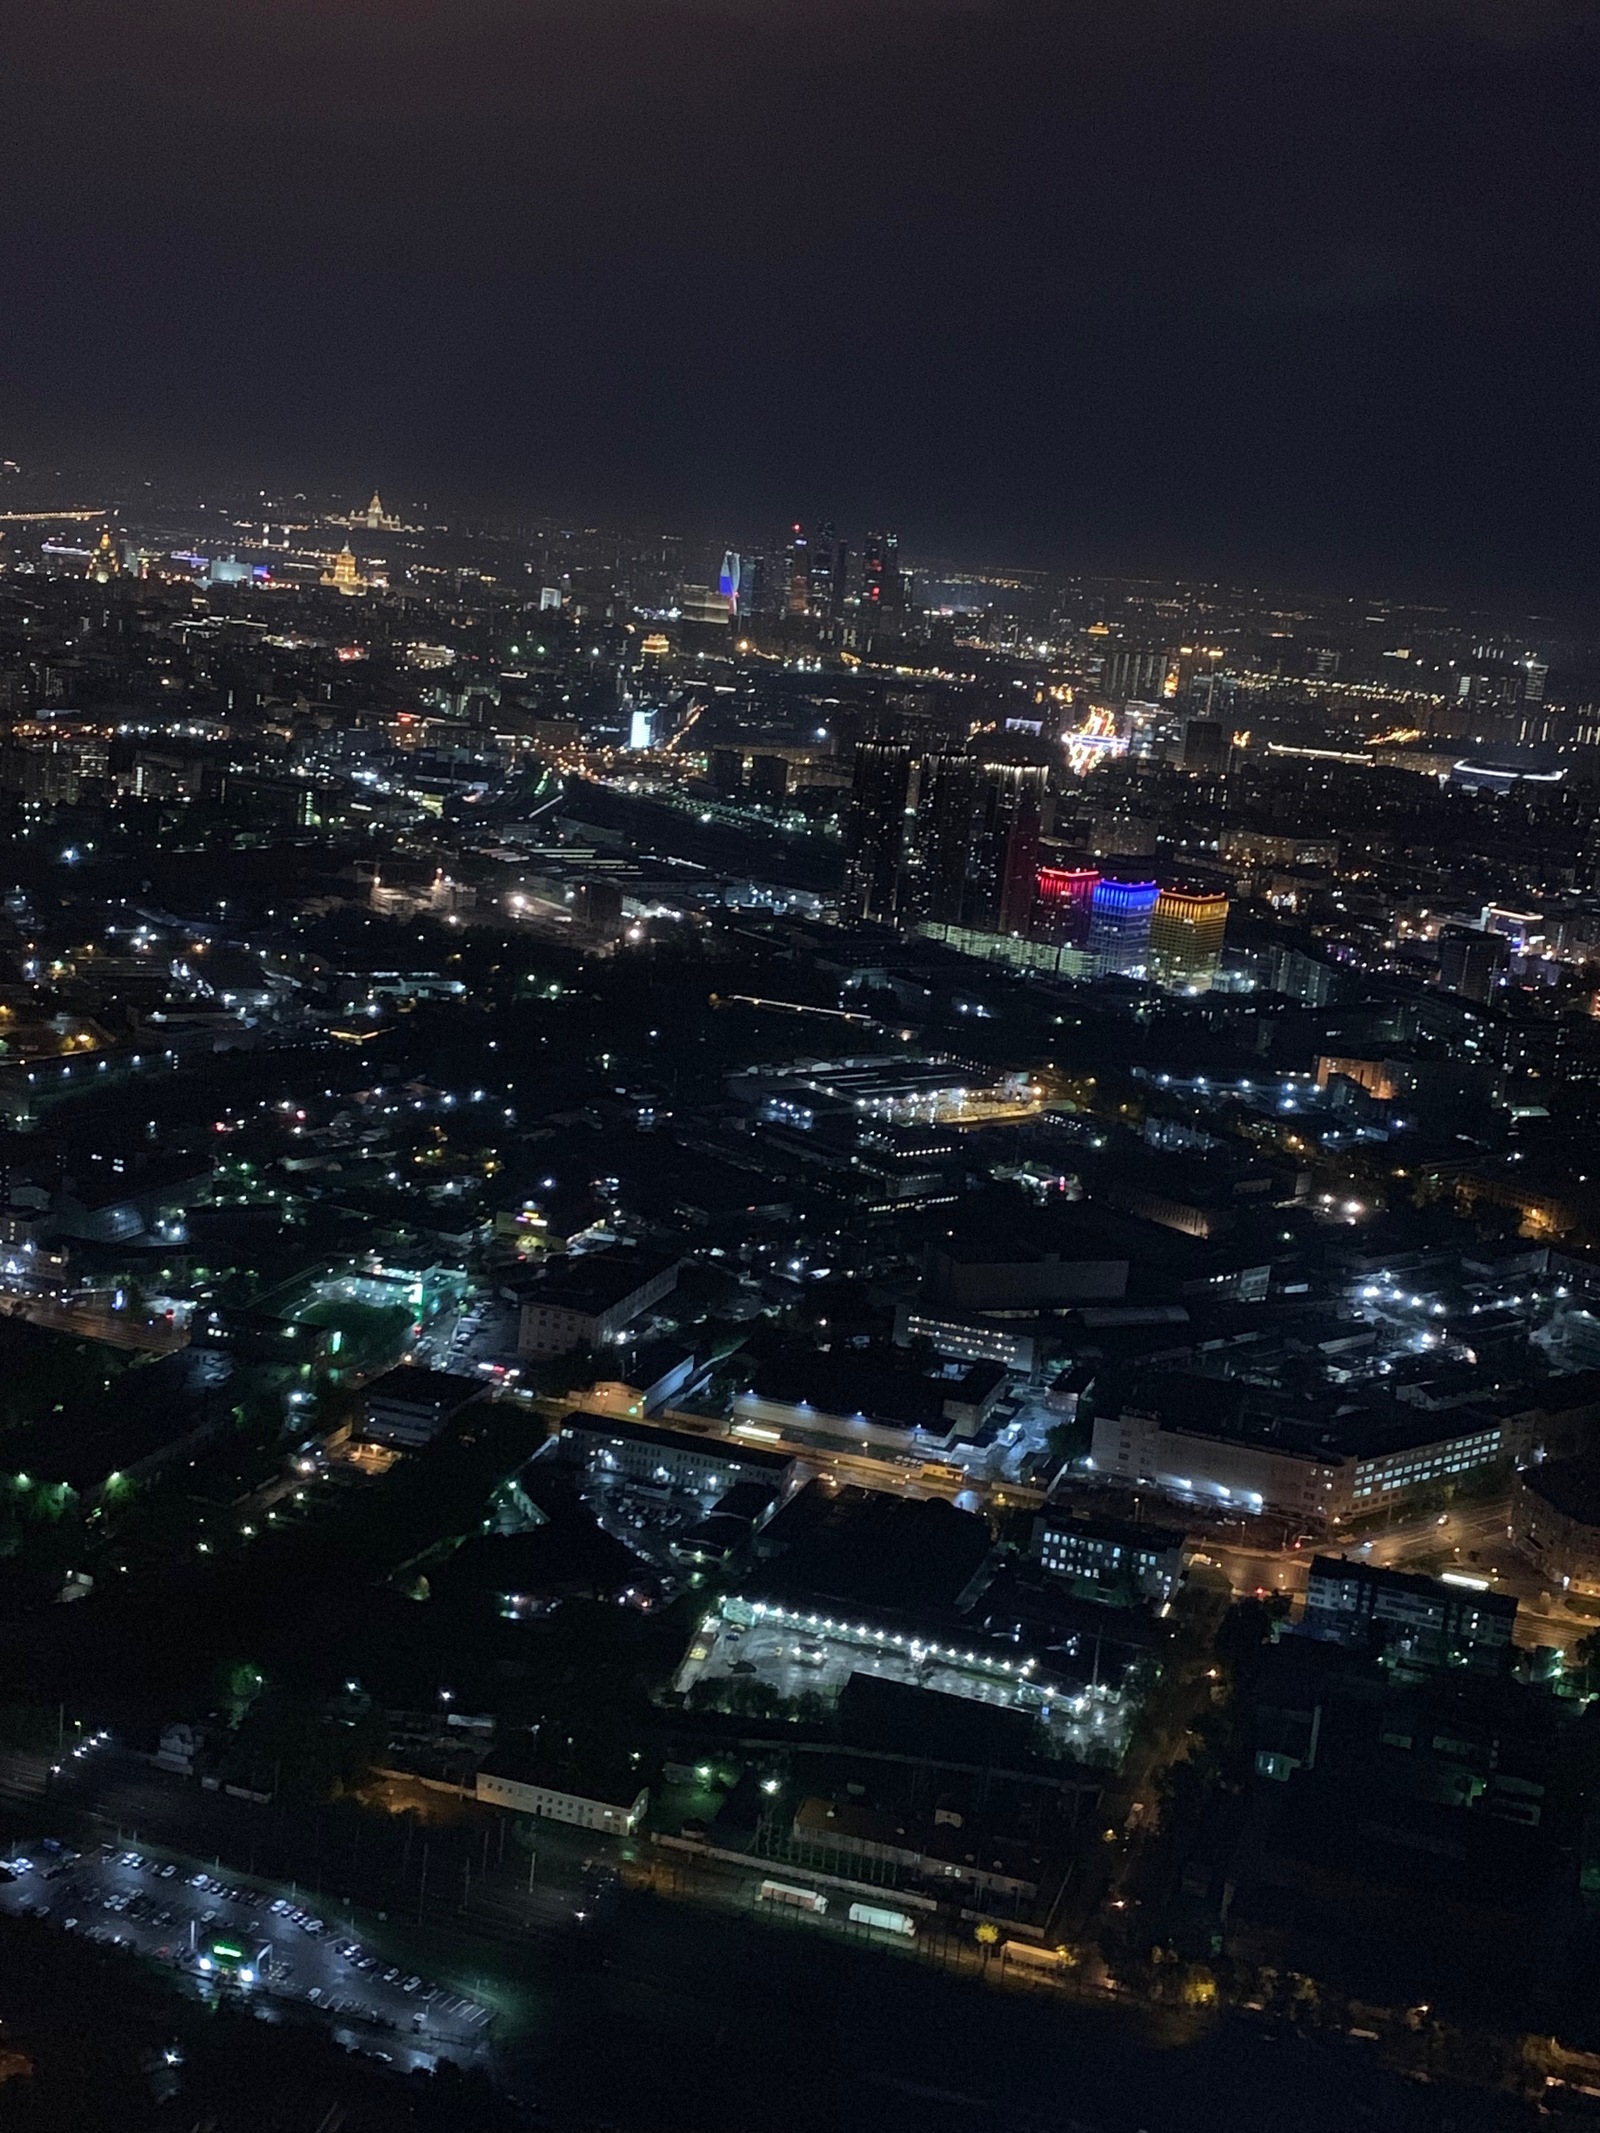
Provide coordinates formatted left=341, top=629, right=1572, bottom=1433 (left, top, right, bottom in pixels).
left=840, top=741, right=1046, bottom=939
left=841, top=739, right=1228, bottom=991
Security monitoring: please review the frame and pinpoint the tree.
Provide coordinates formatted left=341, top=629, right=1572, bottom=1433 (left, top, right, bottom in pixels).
left=1046, top=1416, right=1091, bottom=1467
left=1180, top=1962, right=1218, bottom=2008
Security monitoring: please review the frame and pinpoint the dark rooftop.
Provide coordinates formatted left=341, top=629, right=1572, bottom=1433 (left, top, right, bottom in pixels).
left=747, top=1481, right=992, bottom=1616
left=1519, top=1455, right=1600, bottom=1529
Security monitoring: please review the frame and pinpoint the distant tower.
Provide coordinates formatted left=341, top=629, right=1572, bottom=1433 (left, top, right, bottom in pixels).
left=86, top=529, right=121, bottom=583
left=785, top=524, right=810, bottom=617
left=365, top=491, right=389, bottom=530
left=322, top=542, right=362, bottom=596
left=861, top=531, right=904, bottom=614
left=718, top=551, right=742, bottom=616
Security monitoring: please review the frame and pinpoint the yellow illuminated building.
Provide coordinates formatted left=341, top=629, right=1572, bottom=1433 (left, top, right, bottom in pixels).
left=322, top=542, right=362, bottom=596
left=1148, top=888, right=1228, bottom=993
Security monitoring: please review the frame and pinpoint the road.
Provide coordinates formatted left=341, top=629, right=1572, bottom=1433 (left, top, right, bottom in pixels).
left=0, top=1290, right=189, bottom=1352
left=1205, top=1494, right=1594, bottom=1651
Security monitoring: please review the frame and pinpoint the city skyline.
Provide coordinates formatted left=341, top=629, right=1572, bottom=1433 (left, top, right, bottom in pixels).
left=11, top=4, right=1600, bottom=2127
left=6, top=2, right=1600, bottom=602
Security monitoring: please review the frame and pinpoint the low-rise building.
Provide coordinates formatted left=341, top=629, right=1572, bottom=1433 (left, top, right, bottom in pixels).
left=1302, top=1554, right=1517, bottom=1672
left=475, top=1747, right=649, bottom=1836
left=1031, top=1509, right=1185, bottom=1605
left=558, top=1412, right=796, bottom=1498
left=360, top=1364, right=483, bottom=1450
left=1090, top=1375, right=1517, bottom=1522
left=516, top=1250, right=679, bottom=1358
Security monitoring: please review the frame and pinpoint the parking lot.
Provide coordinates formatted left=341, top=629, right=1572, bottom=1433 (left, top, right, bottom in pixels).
left=0, top=1840, right=497, bottom=2075
left=678, top=1610, right=1133, bottom=1759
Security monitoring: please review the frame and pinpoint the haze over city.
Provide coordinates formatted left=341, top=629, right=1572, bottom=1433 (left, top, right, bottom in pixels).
left=7, top=0, right=1600, bottom=597
left=7, top=6, right=1600, bottom=2133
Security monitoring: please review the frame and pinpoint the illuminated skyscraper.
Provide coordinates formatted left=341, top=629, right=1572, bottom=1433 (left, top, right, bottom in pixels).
left=1032, top=866, right=1099, bottom=946
left=1086, top=876, right=1160, bottom=978
left=1148, top=888, right=1229, bottom=992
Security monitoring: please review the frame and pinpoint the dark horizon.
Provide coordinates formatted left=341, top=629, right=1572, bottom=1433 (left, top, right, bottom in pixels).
left=6, top=0, right=1600, bottom=610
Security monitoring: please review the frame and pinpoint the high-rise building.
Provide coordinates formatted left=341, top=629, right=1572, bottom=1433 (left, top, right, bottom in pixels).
left=913, top=755, right=1046, bottom=935
left=1554, top=1015, right=1600, bottom=1119
left=1438, top=926, right=1509, bottom=1004
left=841, top=740, right=917, bottom=925
left=785, top=524, right=810, bottom=617
left=1094, top=647, right=1173, bottom=702
left=1031, top=865, right=1099, bottom=947
left=862, top=531, right=904, bottom=615
left=321, top=543, right=362, bottom=596
left=1181, top=718, right=1227, bottom=775
left=1085, top=877, right=1160, bottom=978
left=841, top=743, right=1045, bottom=935
left=806, top=523, right=849, bottom=621
left=1148, top=888, right=1229, bottom=992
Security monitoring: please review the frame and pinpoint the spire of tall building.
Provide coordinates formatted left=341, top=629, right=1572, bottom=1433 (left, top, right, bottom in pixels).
left=86, top=528, right=121, bottom=582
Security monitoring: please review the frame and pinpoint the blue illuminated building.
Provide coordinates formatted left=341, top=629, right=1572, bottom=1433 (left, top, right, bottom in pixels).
left=1086, top=876, right=1159, bottom=978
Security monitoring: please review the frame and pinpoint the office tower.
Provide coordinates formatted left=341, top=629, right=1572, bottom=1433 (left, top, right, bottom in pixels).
left=718, top=551, right=742, bottom=614
left=862, top=531, right=904, bottom=614
left=1149, top=888, right=1229, bottom=992
left=1032, top=865, right=1099, bottom=946
left=1086, top=876, right=1160, bottom=978
left=732, top=551, right=774, bottom=618
left=1438, top=926, right=1509, bottom=1004
left=841, top=740, right=917, bottom=924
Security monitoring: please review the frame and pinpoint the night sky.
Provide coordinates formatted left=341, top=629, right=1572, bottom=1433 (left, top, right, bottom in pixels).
left=5, top=0, right=1600, bottom=598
